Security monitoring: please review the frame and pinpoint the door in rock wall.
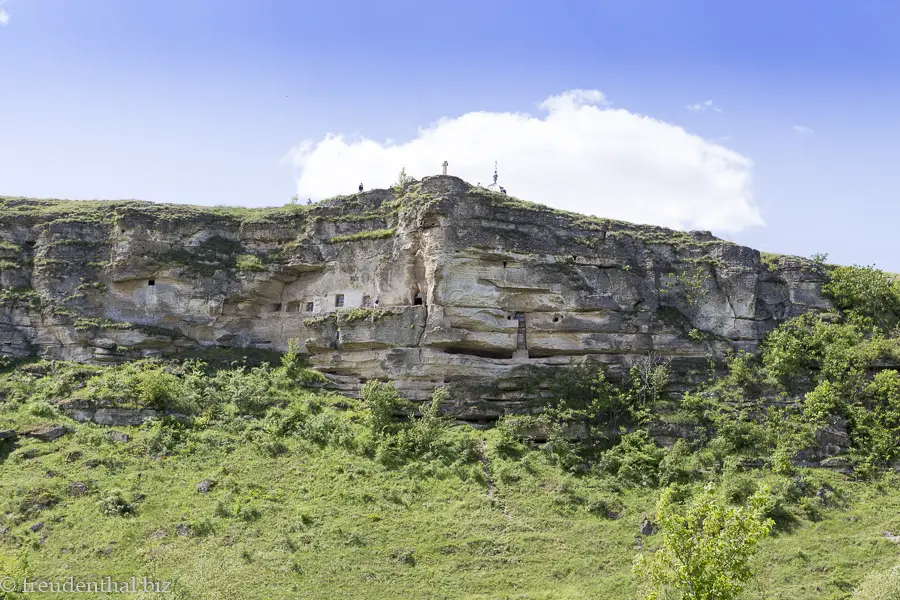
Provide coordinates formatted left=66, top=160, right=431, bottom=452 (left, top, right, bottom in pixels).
left=514, top=312, right=526, bottom=351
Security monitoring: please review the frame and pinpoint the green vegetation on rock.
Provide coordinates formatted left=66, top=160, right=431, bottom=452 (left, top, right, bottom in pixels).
left=302, top=308, right=400, bottom=327
left=235, top=254, right=265, bottom=273
left=328, top=228, right=396, bottom=244
left=340, top=308, right=400, bottom=323
left=0, top=288, right=41, bottom=309
left=73, top=318, right=132, bottom=332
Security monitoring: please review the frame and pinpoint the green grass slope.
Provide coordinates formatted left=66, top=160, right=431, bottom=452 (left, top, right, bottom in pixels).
left=0, top=360, right=897, bottom=599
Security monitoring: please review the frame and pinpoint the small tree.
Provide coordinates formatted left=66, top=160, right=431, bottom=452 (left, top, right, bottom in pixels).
left=628, top=353, right=671, bottom=416
left=810, top=252, right=829, bottom=266
left=280, top=338, right=305, bottom=378
left=361, top=380, right=409, bottom=438
left=392, top=168, right=414, bottom=195
left=634, top=484, right=774, bottom=600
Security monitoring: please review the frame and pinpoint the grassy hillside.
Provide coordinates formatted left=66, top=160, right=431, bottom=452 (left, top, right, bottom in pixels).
left=0, top=379, right=897, bottom=599
left=0, top=264, right=899, bottom=599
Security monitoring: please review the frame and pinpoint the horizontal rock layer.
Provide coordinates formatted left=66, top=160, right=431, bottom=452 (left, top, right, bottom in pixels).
left=0, top=177, right=830, bottom=419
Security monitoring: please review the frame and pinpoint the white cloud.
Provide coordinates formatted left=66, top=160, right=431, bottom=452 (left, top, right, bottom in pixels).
left=0, top=9, right=9, bottom=26
left=284, top=90, right=763, bottom=233
left=793, top=125, right=814, bottom=135
left=687, top=100, right=722, bottom=113
left=538, top=89, right=610, bottom=112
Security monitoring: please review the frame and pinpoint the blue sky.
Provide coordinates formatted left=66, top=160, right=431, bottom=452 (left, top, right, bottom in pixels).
left=1, top=0, right=899, bottom=270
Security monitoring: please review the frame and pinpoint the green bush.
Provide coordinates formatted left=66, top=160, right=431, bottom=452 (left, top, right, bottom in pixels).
left=392, top=167, right=414, bottom=195
left=492, top=414, right=535, bottom=456
left=303, top=410, right=355, bottom=448
left=374, top=387, right=479, bottom=468
left=360, top=380, right=409, bottom=438
left=824, top=265, right=900, bottom=329
left=97, top=490, right=134, bottom=517
left=719, top=469, right=758, bottom=504
left=598, top=430, right=666, bottom=487
left=625, top=355, right=671, bottom=415
left=279, top=340, right=325, bottom=387
left=706, top=411, right=772, bottom=459
left=864, top=369, right=900, bottom=432
left=406, top=388, right=451, bottom=444
left=803, top=380, right=843, bottom=424
left=659, top=439, right=703, bottom=485
left=211, top=365, right=284, bottom=416
left=143, top=418, right=192, bottom=457
left=75, top=360, right=199, bottom=413
left=634, top=484, right=773, bottom=600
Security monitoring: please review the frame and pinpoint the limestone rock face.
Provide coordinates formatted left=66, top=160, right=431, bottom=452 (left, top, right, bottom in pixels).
left=0, top=177, right=830, bottom=420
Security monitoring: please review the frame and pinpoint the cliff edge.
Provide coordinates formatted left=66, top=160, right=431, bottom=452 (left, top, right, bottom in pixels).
left=0, top=176, right=830, bottom=419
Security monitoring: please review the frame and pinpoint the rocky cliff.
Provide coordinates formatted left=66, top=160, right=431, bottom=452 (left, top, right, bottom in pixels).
left=0, top=176, right=830, bottom=420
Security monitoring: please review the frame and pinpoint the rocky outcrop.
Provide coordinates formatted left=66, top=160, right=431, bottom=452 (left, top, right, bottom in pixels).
left=0, top=177, right=830, bottom=420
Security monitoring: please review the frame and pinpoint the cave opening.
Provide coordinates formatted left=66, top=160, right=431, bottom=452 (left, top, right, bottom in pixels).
left=441, top=347, right=514, bottom=360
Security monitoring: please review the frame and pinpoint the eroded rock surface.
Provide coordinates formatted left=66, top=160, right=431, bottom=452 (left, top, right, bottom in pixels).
left=0, top=176, right=829, bottom=420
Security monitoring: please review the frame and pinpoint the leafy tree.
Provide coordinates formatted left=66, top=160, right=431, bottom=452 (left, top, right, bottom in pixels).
left=634, top=484, right=774, bottom=600
left=824, top=264, right=900, bottom=329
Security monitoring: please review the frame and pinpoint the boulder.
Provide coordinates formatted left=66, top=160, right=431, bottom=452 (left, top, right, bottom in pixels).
left=24, top=425, right=68, bottom=442
left=108, top=431, right=130, bottom=443
left=68, top=482, right=89, bottom=497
